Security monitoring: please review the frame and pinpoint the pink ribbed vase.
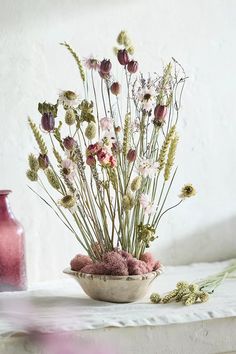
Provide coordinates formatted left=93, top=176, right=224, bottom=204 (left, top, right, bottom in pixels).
left=0, top=190, right=27, bottom=291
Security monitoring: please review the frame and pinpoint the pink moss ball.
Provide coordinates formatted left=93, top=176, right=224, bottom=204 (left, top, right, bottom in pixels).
left=81, top=262, right=108, bottom=275
left=103, top=251, right=129, bottom=276
left=71, top=251, right=161, bottom=276
left=140, top=252, right=156, bottom=272
left=119, top=250, right=133, bottom=261
left=70, top=254, right=92, bottom=271
left=127, top=258, right=149, bottom=275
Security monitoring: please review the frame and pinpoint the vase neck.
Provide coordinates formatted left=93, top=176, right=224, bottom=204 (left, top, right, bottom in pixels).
left=0, top=190, right=14, bottom=220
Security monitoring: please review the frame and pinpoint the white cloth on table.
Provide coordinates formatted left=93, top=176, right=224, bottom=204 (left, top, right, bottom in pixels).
left=0, top=259, right=236, bottom=336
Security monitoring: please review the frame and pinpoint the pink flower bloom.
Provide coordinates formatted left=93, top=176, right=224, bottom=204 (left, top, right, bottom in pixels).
left=140, top=193, right=155, bottom=214
left=87, top=143, right=101, bottom=155
left=70, top=254, right=93, bottom=271
left=137, top=158, right=158, bottom=178
left=109, top=155, right=117, bottom=168
left=97, top=148, right=111, bottom=166
left=61, top=159, right=76, bottom=181
left=86, top=155, right=96, bottom=166
left=84, top=56, right=100, bottom=71
left=100, top=117, right=113, bottom=131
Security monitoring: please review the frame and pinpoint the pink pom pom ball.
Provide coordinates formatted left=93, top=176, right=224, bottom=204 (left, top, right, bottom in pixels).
left=70, top=254, right=93, bottom=271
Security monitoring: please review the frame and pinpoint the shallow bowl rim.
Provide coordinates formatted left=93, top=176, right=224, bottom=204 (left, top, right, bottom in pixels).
left=63, top=267, right=161, bottom=280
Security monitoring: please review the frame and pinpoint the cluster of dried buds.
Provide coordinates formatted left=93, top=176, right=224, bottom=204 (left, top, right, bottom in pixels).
left=150, top=281, right=209, bottom=306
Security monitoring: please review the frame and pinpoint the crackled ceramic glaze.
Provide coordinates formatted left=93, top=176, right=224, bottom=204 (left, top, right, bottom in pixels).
left=63, top=268, right=161, bottom=303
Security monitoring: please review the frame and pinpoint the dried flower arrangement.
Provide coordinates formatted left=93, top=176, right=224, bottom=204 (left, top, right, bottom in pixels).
left=26, top=31, right=196, bottom=276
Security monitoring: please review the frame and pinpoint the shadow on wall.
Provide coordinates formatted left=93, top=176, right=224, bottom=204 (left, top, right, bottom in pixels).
left=162, top=216, right=236, bottom=265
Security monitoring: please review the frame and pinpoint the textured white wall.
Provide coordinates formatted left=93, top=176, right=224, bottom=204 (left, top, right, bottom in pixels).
left=0, top=0, right=236, bottom=283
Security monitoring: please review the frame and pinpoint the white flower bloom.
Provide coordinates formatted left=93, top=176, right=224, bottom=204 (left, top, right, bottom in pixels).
left=100, top=117, right=113, bottom=131
left=84, top=56, right=100, bottom=71
left=61, top=159, right=76, bottom=181
left=138, top=86, right=156, bottom=112
left=140, top=193, right=155, bottom=214
left=137, top=158, right=158, bottom=178
left=58, top=90, right=79, bottom=107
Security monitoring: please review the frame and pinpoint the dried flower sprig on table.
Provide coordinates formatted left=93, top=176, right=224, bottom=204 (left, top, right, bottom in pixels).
left=26, top=30, right=195, bottom=266
left=150, top=260, right=236, bottom=305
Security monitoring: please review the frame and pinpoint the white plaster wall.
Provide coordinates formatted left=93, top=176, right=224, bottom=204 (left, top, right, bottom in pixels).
left=0, top=0, right=236, bottom=282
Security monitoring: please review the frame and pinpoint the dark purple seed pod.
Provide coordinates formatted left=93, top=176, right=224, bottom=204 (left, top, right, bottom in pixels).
left=38, top=154, right=49, bottom=170
left=117, top=49, right=129, bottom=65
left=110, top=82, right=121, bottom=96
left=63, top=136, right=76, bottom=150
left=154, top=105, right=168, bottom=122
left=41, top=112, right=55, bottom=132
left=127, top=60, right=139, bottom=74
left=127, top=149, right=137, bottom=162
left=100, top=59, right=112, bottom=74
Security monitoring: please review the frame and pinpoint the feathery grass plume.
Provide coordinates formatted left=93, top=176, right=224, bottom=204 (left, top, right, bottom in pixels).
left=60, top=195, right=76, bottom=209
left=122, top=113, right=131, bottom=157
left=117, top=30, right=127, bottom=45
left=45, top=168, right=60, bottom=190
left=164, top=133, right=179, bottom=181
left=60, top=169, right=76, bottom=194
left=158, top=62, right=172, bottom=105
left=199, top=291, right=209, bottom=303
left=65, top=109, right=76, bottom=126
left=108, top=169, right=118, bottom=190
left=85, top=122, right=96, bottom=140
left=75, top=146, right=86, bottom=182
left=122, top=192, right=134, bottom=211
left=53, top=148, right=63, bottom=165
left=91, top=166, right=102, bottom=192
left=28, top=153, right=39, bottom=172
left=60, top=42, right=85, bottom=82
left=54, top=121, right=64, bottom=149
left=158, top=125, right=176, bottom=171
left=175, top=282, right=190, bottom=302
left=131, top=176, right=142, bottom=192
left=150, top=293, right=161, bottom=304
left=117, top=30, right=134, bottom=53
left=127, top=46, right=135, bottom=55
left=26, top=169, right=38, bottom=182
left=184, top=292, right=197, bottom=306
left=28, top=118, right=48, bottom=155
left=162, top=289, right=178, bottom=303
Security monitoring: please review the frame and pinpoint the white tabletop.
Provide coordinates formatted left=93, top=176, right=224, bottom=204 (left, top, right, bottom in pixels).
left=0, top=259, right=236, bottom=336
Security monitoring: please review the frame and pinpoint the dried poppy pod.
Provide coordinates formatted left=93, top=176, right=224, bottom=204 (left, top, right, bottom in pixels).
left=86, top=155, right=96, bottom=166
left=63, top=136, right=76, bottom=150
left=38, top=154, right=49, bottom=170
left=154, top=104, right=168, bottom=122
left=127, top=60, right=138, bottom=74
left=41, top=112, right=55, bottom=132
left=110, top=82, right=121, bottom=96
left=100, top=59, right=112, bottom=74
left=127, top=149, right=137, bottom=162
left=117, top=49, right=129, bottom=65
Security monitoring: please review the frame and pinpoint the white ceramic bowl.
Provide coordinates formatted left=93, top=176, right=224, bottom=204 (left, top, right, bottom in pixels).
left=63, top=268, right=161, bottom=303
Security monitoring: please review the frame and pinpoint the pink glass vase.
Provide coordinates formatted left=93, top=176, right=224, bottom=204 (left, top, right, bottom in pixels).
left=0, top=190, right=27, bottom=291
